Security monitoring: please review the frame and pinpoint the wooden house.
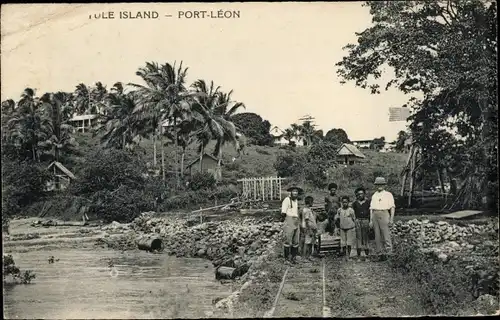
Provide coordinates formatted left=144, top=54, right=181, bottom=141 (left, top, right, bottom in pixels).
left=186, top=153, right=223, bottom=179
left=336, top=143, right=366, bottom=165
left=69, top=114, right=99, bottom=133
left=46, top=161, right=76, bottom=191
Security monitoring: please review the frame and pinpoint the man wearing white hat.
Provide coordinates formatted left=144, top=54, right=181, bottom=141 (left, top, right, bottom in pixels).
left=281, top=185, right=303, bottom=265
left=369, top=177, right=395, bottom=261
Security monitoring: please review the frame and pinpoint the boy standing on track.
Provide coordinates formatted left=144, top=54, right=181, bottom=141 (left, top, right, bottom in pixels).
left=353, top=187, right=371, bottom=261
left=324, top=183, right=340, bottom=235
left=334, top=196, right=357, bottom=261
left=302, top=196, right=318, bottom=261
left=281, top=186, right=303, bottom=265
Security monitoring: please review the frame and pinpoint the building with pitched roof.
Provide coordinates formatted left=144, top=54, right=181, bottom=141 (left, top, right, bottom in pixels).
left=336, top=143, right=366, bottom=165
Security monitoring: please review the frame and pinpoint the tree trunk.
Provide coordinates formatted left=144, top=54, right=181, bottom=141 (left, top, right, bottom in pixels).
left=199, top=145, right=204, bottom=171
left=174, top=117, right=180, bottom=189
left=400, top=144, right=413, bottom=196
left=153, top=134, right=157, bottom=168
left=122, top=133, right=126, bottom=150
left=180, top=150, right=185, bottom=178
left=217, top=141, right=223, bottom=181
left=437, top=168, right=445, bottom=194
left=160, top=126, right=165, bottom=182
left=408, top=146, right=417, bottom=207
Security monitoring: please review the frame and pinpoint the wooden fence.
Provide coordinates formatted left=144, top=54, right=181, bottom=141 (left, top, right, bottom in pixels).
left=238, top=177, right=286, bottom=201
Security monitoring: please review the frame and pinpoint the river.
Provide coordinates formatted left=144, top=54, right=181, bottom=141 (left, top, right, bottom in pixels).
left=3, top=245, right=232, bottom=319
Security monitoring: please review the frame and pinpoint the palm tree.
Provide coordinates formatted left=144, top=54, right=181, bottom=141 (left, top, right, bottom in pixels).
left=299, top=120, right=317, bottom=147
left=283, top=128, right=296, bottom=146
left=190, top=80, right=222, bottom=171
left=96, top=83, right=143, bottom=150
left=38, top=92, right=79, bottom=163
left=212, top=89, right=245, bottom=171
left=7, top=88, right=45, bottom=161
left=74, top=82, right=107, bottom=115
left=130, top=61, right=199, bottom=186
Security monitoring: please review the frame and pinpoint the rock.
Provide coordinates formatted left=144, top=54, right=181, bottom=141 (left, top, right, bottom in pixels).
left=475, top=294, right=499, bottom=315
left=437, top=253, right=448, bottom=262
left=197, top=248, right=206, bottom=256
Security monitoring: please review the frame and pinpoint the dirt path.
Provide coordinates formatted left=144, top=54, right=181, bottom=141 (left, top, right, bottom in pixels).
left=325, top=258, right=426, bottom=317
left=267, top=255, right=427, bottom=318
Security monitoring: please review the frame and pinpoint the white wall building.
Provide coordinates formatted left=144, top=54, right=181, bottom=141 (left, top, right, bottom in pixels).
left=270, top=126, right=304, bottom=146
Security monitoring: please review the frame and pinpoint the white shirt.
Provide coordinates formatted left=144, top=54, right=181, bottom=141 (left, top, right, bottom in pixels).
left=370, top=190, right=396, bottom=210
left=281, top=196, right=299, bottom=217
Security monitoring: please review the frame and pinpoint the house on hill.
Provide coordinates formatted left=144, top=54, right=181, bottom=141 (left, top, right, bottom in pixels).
left=270, top=126, right=304, bottom=146
left=46, top=161, right=76, bottom=191
left=69, top=114, right=99, bottom=133
left=186, top=153, right=223, bottom=180
left=336, top=143, right=366, bottom=165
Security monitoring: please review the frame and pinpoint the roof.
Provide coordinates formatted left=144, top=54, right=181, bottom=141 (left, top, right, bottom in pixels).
left=186, top=153, right=222, bottom=168
left=336, top=143, right=366, bottom=158
left=69, top=114, right=99, bottom=121
left=47, top=161, right=77, bottom=180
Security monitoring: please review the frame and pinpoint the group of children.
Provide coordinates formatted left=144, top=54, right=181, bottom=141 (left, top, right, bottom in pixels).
left=299, top=183, right=372, bottom=262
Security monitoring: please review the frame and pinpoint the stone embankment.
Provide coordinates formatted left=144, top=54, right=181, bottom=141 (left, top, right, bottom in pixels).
left=96, top=213, right=283, bottom=272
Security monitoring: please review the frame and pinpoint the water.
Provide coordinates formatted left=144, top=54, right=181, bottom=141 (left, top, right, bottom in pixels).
left=3, top=248, right=232, bottom=319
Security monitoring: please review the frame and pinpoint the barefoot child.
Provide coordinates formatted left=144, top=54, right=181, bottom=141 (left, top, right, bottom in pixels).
left=303, top=196, right=317, bottom=261
left=334, top=196, right=357, bottom=261
left=353, top=187, right=371, bottom=260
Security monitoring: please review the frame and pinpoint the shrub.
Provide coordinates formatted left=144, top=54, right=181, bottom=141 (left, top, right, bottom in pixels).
left=389, top=239, right=475, bottom=314
left=3, top=254, right=36, bottom=285
left=1, top=159, right=52, bottom=217
left=307, top=141, right=339, bottom=163
left=274, top=151, right=307, bottom=178
left=88, top=186, right=154, bottom=223
left=189, top=172, right=216, bottom=191
left=68, top=148, right=151, bottom=223
left=69, top=148, right=146, bottom=196
left=159, top=185, right=238, bottom=211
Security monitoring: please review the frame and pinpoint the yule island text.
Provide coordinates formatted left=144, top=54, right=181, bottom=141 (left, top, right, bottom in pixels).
left=89, top=10, right=241, bottom=20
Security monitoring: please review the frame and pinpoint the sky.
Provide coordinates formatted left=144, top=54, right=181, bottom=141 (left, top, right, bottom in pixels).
left=1, top=2, right=410, bottom=141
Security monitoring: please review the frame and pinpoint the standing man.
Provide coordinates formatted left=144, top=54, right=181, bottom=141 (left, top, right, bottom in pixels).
left=281, top=185, right=303, bottom=265
left=353, top=187, right=371, bottom=260
left=369, top=177, right=396, bottom=261
left=325, top=183, right=340, bottom=235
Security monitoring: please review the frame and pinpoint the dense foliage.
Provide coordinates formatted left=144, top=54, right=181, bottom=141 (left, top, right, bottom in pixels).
left=231, top=113, right=274, bottom=146
left=336, top=0, right=498, bottom=210
left=1, top=159, right=52, bottom=217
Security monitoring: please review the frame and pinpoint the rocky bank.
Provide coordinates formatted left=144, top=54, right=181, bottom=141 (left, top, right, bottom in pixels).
left=95, top=212, right=283, bottom=273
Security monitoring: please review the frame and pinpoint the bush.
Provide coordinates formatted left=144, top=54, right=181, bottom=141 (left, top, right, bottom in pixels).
left=88, top=186, right=154, bottom=223
left=69, top=148, right=146, bottom=196
left=274, top=151, right=307, bottom=178
left=3, top=254, right=36, bottom=285
left=159, top=185, right=238, bottom=211
left=389, top=239, right=475, bottom=314
left=1, top=159, right=52, bottom=217
left=307, top=141, right=339, bottom=163
left=68, top=148, right=151, bottom=223
left=189, top=172, right=216, bottom=191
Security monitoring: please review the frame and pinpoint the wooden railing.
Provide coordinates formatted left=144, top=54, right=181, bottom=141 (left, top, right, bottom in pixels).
left=238, top=177, right=286, bottom=201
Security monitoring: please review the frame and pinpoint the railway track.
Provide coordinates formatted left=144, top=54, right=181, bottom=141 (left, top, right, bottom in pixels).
left=263, top=257, right=338, bottom=318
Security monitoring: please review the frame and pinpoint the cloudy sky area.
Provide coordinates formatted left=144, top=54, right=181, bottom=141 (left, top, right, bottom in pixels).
left=1, top=2, right=410, bottom=141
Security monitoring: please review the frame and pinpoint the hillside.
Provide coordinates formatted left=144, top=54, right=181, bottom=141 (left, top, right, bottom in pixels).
left=70, top=133, right=408, bottom=197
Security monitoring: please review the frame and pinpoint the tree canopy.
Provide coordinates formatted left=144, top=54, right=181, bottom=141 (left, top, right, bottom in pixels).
left=231, top=112, right=274, bottom=146
left=336, top=0, right=497, bottom=209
